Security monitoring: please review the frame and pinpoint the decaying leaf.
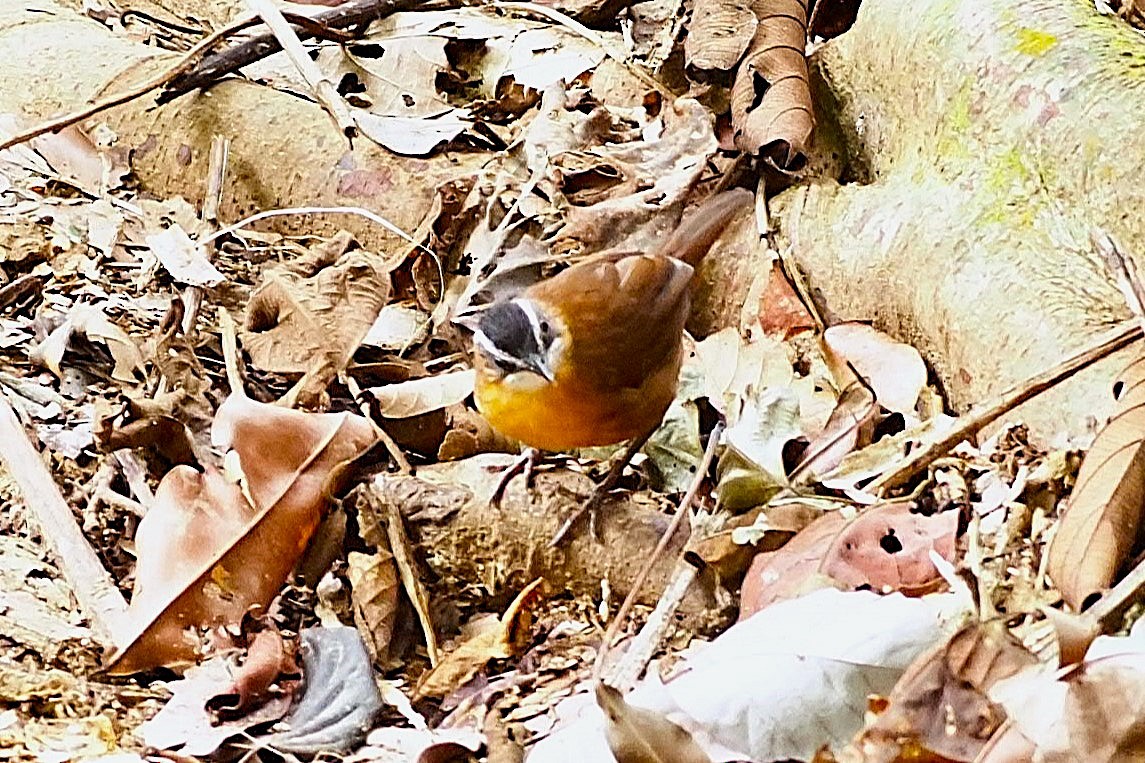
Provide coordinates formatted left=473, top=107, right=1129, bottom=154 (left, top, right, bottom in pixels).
left=740, top=501, right=959, bottom=617
left=347, top=548, right=400, bottom=667
left=1047, top=356, right=1145, bottom=610
left=850, top=621, right=1038, bottom=762
left=108, top=394, right=377, bottom=674
left=415, top=578, right=544, bottom=699
left=145, top=224, right=224, bottom=287
left=728, top=0, right=814, bottom=168
left=717, top=386, right=803, bottom=509
left=597, top=683, right=713, bottom=763
left=32, top=303, right=146, bottom=383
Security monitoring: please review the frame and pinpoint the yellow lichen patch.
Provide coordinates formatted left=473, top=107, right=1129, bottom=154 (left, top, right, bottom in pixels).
left=1015, top=28, right=1058, bottom=56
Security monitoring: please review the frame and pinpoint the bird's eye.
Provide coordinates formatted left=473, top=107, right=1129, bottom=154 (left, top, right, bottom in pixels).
left=540, top=320, right=551, bottom=336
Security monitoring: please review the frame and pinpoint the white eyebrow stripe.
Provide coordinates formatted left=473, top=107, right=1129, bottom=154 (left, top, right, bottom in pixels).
left=513, top=298, right=547, bottom=349
left=473, top=328, right=522, bottom=369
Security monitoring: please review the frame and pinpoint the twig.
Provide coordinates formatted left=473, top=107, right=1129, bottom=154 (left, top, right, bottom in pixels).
left=0, top=16, right=262, bottom=153
left=593, top=422, right=724, bottom=684
left=0, top=395, right=129, bottom=645
left=870, top=320, right=1143, bottom=494
left=218, top=307, right=247, bottom=396
left=115, top=450, right=155, bottom=509
left=242, top=0, right=357, bottom=138
left=182, top=135, right=230, bottom=335
left=159, top=0, right=432, bottom=102
left=343, top=373, right=413, bottom=474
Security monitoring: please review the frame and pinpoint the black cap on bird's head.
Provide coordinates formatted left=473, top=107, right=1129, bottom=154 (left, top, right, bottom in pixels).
left=466, top=299, right=559, bottom=381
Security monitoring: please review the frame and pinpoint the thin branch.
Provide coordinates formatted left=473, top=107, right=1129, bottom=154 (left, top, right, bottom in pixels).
left=870, top=319, right=1143, bottom=494
left=593, top=422, right=724, bottom=684
left=242, top=0, right=357, bottom=137
left=0, top=395, right=129, bottom=645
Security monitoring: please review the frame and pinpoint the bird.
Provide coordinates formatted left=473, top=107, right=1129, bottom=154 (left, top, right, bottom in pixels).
left=465, top=188, right=754, bottom=544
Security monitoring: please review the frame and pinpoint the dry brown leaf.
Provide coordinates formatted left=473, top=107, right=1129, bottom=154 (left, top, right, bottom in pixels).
left=32, top=303, right=145, bottom=383
left=597, top=683, right=714, bottom=763
left=1048, top=356, right=1145, bottom=610
left=243, top=246, right=392, bottom=400
left=821, top=323, right=928, bottom=417
left=414, top=578, right=544, bottom=699
left=796, top=383, right=877, bottom=479
left=728, top=0, right=814, bottom=169
left=740, top=501, right=958, bottom=617
left=684, top=0, right=758, bottom=74
left=852, top=621, right=1037, bottom=762
left=757, top=259, right=816, bottom=338
left=108, top=394, right=377, bottom=674
left=347, top=548, right=400, bottom=667
left=364, top=369, right=476, bottom=418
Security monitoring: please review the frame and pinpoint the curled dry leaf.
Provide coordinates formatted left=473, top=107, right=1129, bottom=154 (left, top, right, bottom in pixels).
left=1048, top=355, right=1145, bottom=610
left=32, top=303, right=145, bottom=383
left=728, top=0, right=814, bottom=169
left=364, top=369, right=476, bottom=418
left=108, top=394, right=377, bottom=674
left=740, top=501, right=959, bottom=617
left=243, top=246, right=392, bottom=401
left=414, top=578, right=545, bottom=699
left=685, top=0, right=758, bottom=74
left=821, top=322, right=928, bottom=417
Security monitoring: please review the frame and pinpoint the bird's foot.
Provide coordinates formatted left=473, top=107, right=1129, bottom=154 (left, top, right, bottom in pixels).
left=548, top=482, right=614, bottom=547
left=489, top=448, right=543, bottom=508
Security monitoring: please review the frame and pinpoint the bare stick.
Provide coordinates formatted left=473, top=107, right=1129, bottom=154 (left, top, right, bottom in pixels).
left=343, top=373, right=413, bottom=474
left=242, top=0, right=357, bottom=137
left=218, top=307, right=247, bottom=396
left=182, top=135, right=229, bottom=335
left=0, top=17, right=261, bottom=152
left=870, top=320, right=1142, bottom=494
left=593, top=422, right=724, bottom=684
left=0, top=396, right=129, bottom=645
left=160, top=0, right=430, bottom=102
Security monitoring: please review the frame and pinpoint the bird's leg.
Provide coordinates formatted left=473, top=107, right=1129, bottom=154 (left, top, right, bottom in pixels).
left=490, top=447, right=543, bottom=508
left=549, top=428, right=655, bottom=547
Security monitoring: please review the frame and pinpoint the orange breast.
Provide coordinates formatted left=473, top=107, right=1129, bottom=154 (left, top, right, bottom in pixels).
left=473, top=349, right=681, bottom=451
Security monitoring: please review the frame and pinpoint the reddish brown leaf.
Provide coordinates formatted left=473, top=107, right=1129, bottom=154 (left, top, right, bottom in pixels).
left=108, top=394, right=377, bottom=673
left=1048, top=355, right=1145, bottom=610
left=757, top=259, right=816, bottom=339
left=740, top=502, right=958, bottom=617
left=685, top=0, right=758, bottom=74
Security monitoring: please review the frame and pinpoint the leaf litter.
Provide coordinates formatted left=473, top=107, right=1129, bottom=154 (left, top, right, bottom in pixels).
left=0, top=1, right=1143, bottom=761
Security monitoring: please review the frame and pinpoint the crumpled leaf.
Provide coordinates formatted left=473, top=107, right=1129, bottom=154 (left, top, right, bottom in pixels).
left=986, top=617, right=1145, bottom=761
left=849, top=620, right=1038, bottom=763
left=728, top=0, right=814, bottom=169
left=243, top=242, right=392, bottom=401
left=528, top=588, right=972, bottom=763
left=740, top=501, right=959, bottom=617
left=145, top=224, right=224, bottom=287
left=364, top=369, right=476, bottom=418
left=353, top=110, right=473, bottom=157
left=822, top=322, right=928, bottom=417
left=32, top=303, right=146, bottom=383
left=108, top=394, right=377, bottom=674
left=717, top=386, right=803, bottom=510
left=1048, top=355, right=1145, bottom=610
left=347, top=548, right=399, bottom=667
left=597, top=683, right=713, bottom=763
left=137, top=637, right=298, bottom=756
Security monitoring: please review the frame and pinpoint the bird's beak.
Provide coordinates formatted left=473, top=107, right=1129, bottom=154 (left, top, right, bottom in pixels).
left=522, top=351, right=555, bottom=382
left=452, top=311, right=481, bottom=331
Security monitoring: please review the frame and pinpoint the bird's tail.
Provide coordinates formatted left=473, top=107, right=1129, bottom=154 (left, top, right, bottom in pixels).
left=655, top=188, right=754, bottom=267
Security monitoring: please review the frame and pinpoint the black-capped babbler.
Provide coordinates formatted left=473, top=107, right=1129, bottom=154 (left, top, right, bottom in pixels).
left=465, top=189, right=753, bottom=544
